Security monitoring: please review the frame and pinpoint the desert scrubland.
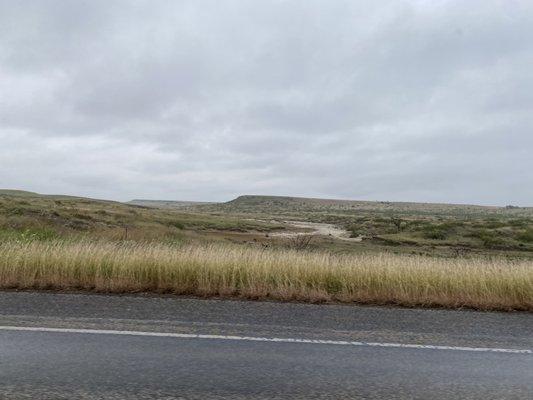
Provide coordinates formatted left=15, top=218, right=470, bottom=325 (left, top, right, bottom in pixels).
left=1, top=190, right=532, bottom=310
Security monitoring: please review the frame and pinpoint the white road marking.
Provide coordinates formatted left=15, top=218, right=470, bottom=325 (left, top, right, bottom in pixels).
left=0, top=325, right=531, bottom=354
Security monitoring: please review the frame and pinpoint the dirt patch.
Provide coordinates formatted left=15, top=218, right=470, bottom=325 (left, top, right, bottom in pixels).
left=271, top=221, right=363, bottom=242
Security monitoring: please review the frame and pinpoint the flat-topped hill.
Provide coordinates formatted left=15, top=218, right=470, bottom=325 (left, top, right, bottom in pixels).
left=0, top=189, right=110, bottom=202
left=216, top=195, right=532, bottom=217
left=128, top=199, right=216, bottom=209
left=0, top=189, right=41, bottom=197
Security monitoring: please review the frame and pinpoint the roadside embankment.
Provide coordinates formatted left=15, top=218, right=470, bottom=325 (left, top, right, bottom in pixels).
left=0, top=240, right=531, bottom=311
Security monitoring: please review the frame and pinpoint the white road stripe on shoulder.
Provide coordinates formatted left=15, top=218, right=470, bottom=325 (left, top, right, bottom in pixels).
left=0, top=325, right=531, bottom=354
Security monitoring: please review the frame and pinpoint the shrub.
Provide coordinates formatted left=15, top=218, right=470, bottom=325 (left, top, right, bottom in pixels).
left=17, top=228, right=58, bottom=242
left=517, top=229, right=533, bottom=243
left=470, top=230, right=504, bottom=249
left=167, top=221, right=185, bottom=230
left=423, top=228, right=447, bottom=240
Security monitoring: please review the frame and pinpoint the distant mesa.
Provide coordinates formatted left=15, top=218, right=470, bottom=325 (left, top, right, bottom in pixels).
left=0, top=189, right=40, bottom=197
left=0, top=190, right=529, bottom=211
left=127, top=199, right=217, bottom=209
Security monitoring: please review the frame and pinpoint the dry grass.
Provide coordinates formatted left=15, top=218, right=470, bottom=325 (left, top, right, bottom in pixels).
left=0, top=240, right=532, bottom=311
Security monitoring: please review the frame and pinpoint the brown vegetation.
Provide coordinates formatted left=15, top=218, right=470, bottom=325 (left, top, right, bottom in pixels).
left=0, top=240, right=531, bottom=311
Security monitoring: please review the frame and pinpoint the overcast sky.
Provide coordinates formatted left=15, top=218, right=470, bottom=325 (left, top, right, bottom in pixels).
left=1, top=0, right=532, bottom=205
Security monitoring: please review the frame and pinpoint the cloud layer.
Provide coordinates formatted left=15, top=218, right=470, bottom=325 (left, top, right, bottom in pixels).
left=1, top=0, right=532, bottom=205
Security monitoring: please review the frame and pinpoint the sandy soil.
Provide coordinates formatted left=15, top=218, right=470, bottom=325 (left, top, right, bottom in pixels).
left=271, top=221, right=363, bottom=242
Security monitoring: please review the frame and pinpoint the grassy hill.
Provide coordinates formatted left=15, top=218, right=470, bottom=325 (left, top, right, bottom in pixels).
left=196, top=195, right=533, bottom=257
left=0, top=190, right=282, bottom=243
left=0, top=189, right=109, bottom=201
left=1, top=191, right=532, bottom=258
left=0, top=189, right=41, bottom=197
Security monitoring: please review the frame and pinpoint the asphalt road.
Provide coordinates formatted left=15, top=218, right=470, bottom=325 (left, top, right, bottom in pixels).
left=0, top=291, right=531, bottom=399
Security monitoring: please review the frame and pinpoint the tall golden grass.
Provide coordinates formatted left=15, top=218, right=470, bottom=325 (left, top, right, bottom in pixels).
left=0, top=240, right=531, bottom=311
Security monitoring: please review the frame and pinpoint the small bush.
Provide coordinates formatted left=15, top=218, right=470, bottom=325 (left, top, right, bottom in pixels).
left=509, top=219, right=529, bottom=227
left=423, top=228, right=447, bottom=240
left=287, top=235, right=314, bottom=250
left=420, top=223, right=453, bottom=240
left=16, top=228, right=58, bottom=242
left=517, top=229, right=533, bottom=243
left=73, top=213, right=94, bottom=221
left=483, top=220, right=507, bottom=229
left=167, top=221, right=185, bottom=230
left=470, top=230, right=504, bottom=249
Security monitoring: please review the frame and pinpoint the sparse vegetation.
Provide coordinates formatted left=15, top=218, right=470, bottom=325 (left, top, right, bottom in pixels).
left=517, top=229, right=533, bottom=243
left=1, top=190, right=532, bottom=311
left=286, top=234, right=314, bottom=250
left=2, top=192, right=533, bottom=258
left=0, top=191, right=284, bottom=244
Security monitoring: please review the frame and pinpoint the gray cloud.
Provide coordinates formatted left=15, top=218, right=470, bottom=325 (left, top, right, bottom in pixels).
left=0, top=0, right=532, bottom=205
